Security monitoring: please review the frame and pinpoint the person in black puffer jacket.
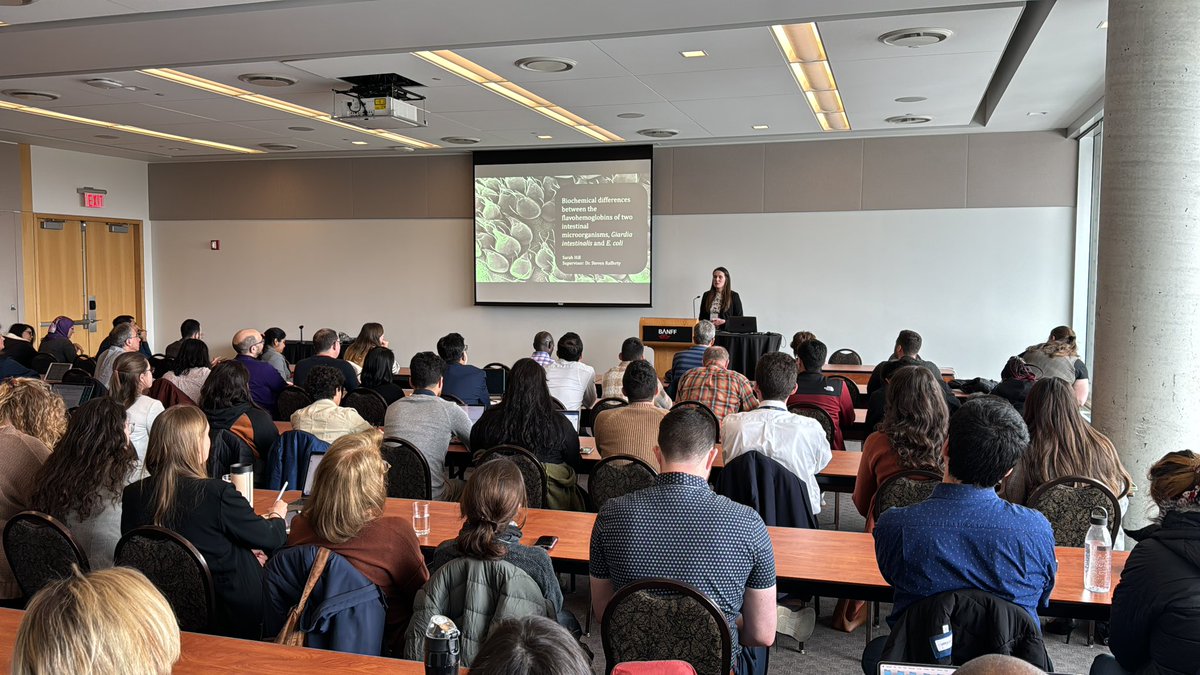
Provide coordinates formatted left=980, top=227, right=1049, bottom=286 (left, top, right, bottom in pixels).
left=1091, top=450, right=1200, bottom=675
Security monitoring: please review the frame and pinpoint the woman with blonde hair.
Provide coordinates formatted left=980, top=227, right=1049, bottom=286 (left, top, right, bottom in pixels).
left=343, top=322, right=389, bottom=374
left=12, top=566, right=180, bottom=675
left=122, top=405, right=287, bottom=639
left=1001, top=376, right=1132, bottom=508
left=287, top=429, right=429, bottom=632
left=1020, top=325, right=1090, bottom=405
left=110, top=351, right=163, bottom=463
left=0, top=376, right=68, bottom=449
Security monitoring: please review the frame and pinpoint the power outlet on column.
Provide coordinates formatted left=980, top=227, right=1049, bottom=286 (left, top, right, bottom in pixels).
left=210, top=240, right=220, bottom=251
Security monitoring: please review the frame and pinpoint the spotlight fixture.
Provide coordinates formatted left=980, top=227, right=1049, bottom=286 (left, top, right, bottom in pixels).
left=752, top=125, right=769, bottom=130
left=351, top=140, right=369, bottom=145
left=680, top=50, right=707, bottom=58
left=536, top=134, right=553, bottom=139
left=770, top=23, right=849, bottom=131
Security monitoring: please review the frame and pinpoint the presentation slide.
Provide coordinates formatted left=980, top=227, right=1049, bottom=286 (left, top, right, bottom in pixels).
left=474, top=149, right=652, bottom=306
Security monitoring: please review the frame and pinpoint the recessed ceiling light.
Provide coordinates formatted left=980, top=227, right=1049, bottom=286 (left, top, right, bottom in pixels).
left=616, top=112, right=644, bottom=119
left=637, top=128, right=678, bottom=138
left=1097, top=20, right=1108, bottom=30
left=441, top=136, right=481, bottom=145
left=168, top=147, right=188, bottom=151
left=536, top=134, right=553, bottom=139
left=895, top=96, right=927, bottom=103
left=237, top=73, right=297, bottom=88
left=83, top=78, right=125, bottom=90
left=514, top=57, right=577, bottom=73
left=258, top=143, right=299, bottom=151
left=879, top=28, right=954, bottom=48
left=287, top=126, right=314, bottom=132
left=885, top=114, right=933, bottom=125
left=351, top=140, right=369, bottom=145
left=2, top=90, right=59, bottom=102
left=680, top=50, right=707, bottom=58
left=94, top=134, right=120, bottom=139
left=751, top=124, right=769, bottom=130
left=1027, top=111, right=1048, bottom=116
left=771, top=23, right=850, bottom=132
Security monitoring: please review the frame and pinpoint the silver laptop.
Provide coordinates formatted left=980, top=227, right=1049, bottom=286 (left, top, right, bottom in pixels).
left=559, top=409, right=580, bottom=433
left=43, top=362, right=71, bottom=383
left=464, top=405, right=487, bottom=423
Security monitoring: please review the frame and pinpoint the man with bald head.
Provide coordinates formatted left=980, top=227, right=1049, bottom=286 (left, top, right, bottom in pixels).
left=233, top=328, right=286, bottom=414
left=956, top=654, right=1046, bottom=674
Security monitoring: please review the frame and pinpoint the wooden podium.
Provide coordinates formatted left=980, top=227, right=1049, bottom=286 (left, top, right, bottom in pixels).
left=639, top=317, right=698, bottom=382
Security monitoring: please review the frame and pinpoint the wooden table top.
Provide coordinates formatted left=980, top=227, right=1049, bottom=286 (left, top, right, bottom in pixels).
left=259, top=491, right=1123, bottom=611
left=822, top=364, right=955, bottom=386
left=0, top=609, right=439, bottom=674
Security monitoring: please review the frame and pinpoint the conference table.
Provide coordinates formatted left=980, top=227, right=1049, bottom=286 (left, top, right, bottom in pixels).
left=823, top=364, right=955, bottom=387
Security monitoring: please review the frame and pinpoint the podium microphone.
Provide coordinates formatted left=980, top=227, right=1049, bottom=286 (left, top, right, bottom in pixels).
left=298, top=324, right=304, bottom=343
left=692, top=294, right=702, bottom=319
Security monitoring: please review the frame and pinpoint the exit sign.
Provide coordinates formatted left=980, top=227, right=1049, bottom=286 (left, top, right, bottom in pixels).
left=77, top=187, right=107, bottom=209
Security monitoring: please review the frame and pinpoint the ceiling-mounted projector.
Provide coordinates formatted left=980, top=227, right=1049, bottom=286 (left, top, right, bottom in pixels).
left=333, top=73, right=427, bottom=129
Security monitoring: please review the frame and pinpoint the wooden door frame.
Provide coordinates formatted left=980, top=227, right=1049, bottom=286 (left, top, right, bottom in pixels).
left=22, top=212, right=146, bottom=342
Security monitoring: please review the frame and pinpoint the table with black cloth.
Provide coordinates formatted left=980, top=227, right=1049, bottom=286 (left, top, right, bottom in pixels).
left=714, top=331, right=782, bottom=379
left=282, top=340, right=350, bottom=364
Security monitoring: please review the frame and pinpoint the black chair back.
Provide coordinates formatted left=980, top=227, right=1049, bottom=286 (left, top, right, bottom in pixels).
left=2, top=511, right=90, bottom=598
left=62, top=368, right=107, bottom=397
left=382, top=436, right=433, bottom=500
left=149, top=353, right=175, bottom=379
left=583, top=397, right=628, bottom=436
left=590, top=455, right=657, bottom=512
left=276, top=385, right=313, bottom=422
left=208, top=428, right=255, bottom=479
left=1027, top=475, right=1123, bottom=546
left=73, top=354, right=96, bottom=376
left=440, top=393, right=467, bottom=406
left=30, top=353, right=55, bottom=375
left=874, top=470, right=943, bottom=520
left=549, top=396, right=566, bottom=411
left=602, top=578, right=732, bottom=675
left=114, top=526, right=215, bottom=633
left=476, top=445, right=548, bottom=509
left=342, top=387, right=388, bottom=426
left=827, top=374, right=863, bottom=408
left=828, top=348, right=863, bottom=365
left=483, top=362, right=509, bottom=396
left=670, top=400, right=721, bottom=441
left=788, top=403, right=835, bottom=446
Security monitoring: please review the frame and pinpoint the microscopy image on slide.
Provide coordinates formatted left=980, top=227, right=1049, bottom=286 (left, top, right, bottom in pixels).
left=474, top=173, right=651, bottom=284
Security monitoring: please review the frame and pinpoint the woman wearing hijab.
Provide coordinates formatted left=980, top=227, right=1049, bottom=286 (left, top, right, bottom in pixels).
left=38, top=316, right=80, bottom=364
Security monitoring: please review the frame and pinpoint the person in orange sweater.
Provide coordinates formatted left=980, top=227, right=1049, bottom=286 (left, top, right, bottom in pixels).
left=594, top=360, right=669, bottom=470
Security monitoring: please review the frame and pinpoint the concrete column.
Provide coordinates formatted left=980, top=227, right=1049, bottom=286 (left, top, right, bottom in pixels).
left=1092, top=0, right=1200, bottom=529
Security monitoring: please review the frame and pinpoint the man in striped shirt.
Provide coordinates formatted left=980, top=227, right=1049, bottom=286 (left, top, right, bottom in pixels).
left=677, top=346, right=758, bottom=422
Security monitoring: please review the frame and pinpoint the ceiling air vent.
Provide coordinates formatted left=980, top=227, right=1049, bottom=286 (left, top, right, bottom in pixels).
left=637, top=128, right=678, bottom=138
left=441, top=136, right=481, bottom=145
left=2, top=89, right=58, bottom=101
left=258, top=143, right=299, bottom=151
left=879, top=28, right=953, bottom=48
left=238, top=74, right=297, bottom=88
left=885, top=115, right=933, bottom=125
left=514, top=57, right=577, bottom=73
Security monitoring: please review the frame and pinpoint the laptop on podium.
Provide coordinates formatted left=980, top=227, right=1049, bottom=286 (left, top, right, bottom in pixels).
left=724, top=316, right=758, bottom=334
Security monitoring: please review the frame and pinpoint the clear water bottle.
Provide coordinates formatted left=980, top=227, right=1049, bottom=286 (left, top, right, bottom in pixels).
left=1084, top=506, right=1112, bottom=593
left=424, top=615, right=460, bottom=675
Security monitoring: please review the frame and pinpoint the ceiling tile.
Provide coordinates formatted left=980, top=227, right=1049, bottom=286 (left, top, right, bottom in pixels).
left=181, top=61, right=342, bottom=95
left=286, top=53, right=458, bottom=89
left=672, top=94, right=822, bottom=137
left=437, top=106, right=557, bottom=132
left=834, top=51, right=1000, bottom=129
left=149, top=97, right=297, bottom=122
left=524, top=76, right=664, bottom=108
left=819, top=6, right=1022, bottom=63
left=456, top=40, right=629, bottom=83
left=39, top=102, right=214, bottom=127
left=637, top=66, right=797, bottom=101
left=595, top=27, right=785, bottom=75
left=422, top=85, right=515, bottom=113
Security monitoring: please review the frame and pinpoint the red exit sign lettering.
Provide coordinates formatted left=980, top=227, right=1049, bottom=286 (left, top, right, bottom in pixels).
left=82, top=192, right=105, bottom=209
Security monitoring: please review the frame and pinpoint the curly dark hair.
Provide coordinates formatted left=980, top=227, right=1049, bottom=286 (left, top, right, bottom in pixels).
left=878, top=365, right=948, bottom=472
left=489, top=358, right=572, bottom=454
left=29, top=398, right=137, bottom=521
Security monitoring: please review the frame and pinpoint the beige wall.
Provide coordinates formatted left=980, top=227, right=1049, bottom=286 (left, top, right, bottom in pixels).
left=0, top=143, right=23, bottom=327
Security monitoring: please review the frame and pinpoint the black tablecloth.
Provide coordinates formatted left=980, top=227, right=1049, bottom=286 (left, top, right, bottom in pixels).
left=714, top=332, right=782, bottom=379
left=282, top=340, right=350, bottom=364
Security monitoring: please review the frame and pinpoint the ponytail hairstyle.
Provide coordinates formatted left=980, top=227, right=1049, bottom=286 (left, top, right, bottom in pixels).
left=1042, top=325, right=1079, bottom=358
left=456, top=458, right=525, bottom=559
left=110, top=352, right=151, bottom=410
left=1148, top=450, right=1200, bottom=518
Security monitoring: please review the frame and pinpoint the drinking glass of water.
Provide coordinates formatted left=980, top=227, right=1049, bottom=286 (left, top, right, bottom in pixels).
left=413, top=501, right=430, bottom=537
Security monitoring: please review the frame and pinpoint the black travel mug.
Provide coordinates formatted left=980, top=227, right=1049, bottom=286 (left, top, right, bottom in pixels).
left=424, top=614, right=460, bottom=675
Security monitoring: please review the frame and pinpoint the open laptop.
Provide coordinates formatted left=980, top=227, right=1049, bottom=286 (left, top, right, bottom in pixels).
left=879, top=664, right=958, bottom=675
left=484, top=368, right=507, bottom=396
left=724, top=316, right=758, bottom=334
left=50, top=383, right=93, bottom=409
left=43, top=362, right=71, bottom=384
left=287, top=451, right=327, bottom=512
left=464, top=405, right=487, bottom=424
left=559, top=409, right=581, bottom=434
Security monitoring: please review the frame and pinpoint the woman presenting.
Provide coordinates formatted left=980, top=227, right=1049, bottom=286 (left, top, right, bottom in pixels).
left=698, top=266, right=743, bottom=327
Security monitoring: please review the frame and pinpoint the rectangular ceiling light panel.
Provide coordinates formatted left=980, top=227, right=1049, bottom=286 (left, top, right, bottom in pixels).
left=771, top=23, right=850, bottom=131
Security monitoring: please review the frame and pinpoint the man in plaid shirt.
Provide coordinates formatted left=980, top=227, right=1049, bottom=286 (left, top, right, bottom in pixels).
left=676, top=346, right=758, bottom=422
left=531, top=330, right=554, bottom=367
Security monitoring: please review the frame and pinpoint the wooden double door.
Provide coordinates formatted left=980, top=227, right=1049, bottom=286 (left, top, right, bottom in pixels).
left=25, top=215, right=144, bottom=355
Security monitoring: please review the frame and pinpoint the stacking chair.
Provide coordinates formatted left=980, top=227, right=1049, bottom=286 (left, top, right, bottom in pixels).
left=828, top=349, right=863, bottom=365
left=584, top=397, right=628, bottom=436
left=590, top=455, right=657, bottom=512
left=114, top=526, right=215, bottom=633
left=381, top=436, right=433, bottom=500
left=149, top=353, right=175, bottom=379
left=550, top=396, right=566, bottom=411
left=275, top=385, right=313, bottom=422
left=602, top=578, right=732, bottom=675
left=440, top=393, right=467, bottom=406
left=2, top=511, right=90, bottom=599
left=73, top=354, right=96, bottom=376
left=874, top=470, right=943, bottom=520
left=62, top=368, right=107, bottom=397
left=30, top=353, right=55, bottom=376
left=669, top=401, right=720, bottom=442
left=828, top=375, right=863, bottom=409
left=342, top=387, right=387, bottom=426
left=476, top=445, right=548, bottom=509
left=1027, top=476, right=1123, bottom=547
left=788, top=404, right=835, bottom=446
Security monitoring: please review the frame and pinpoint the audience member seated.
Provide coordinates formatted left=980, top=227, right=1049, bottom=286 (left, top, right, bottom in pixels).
left=30, top=398, right=138, bottom=568
left=260, top=327, right=291, bottom=382
left=287, top=429, right=429, bottom=638
left=0, top=378, right=63, bottom=604
left=472, top=616, right=592, bottom=675
left=163, top=318, right=202, bottom=359
left=866, top=356, right=960, bottom=432
left=667, top=320, right=715, bottom=398
left=992, top=356, right=1038, bottom=414
left=110, top=352, right=164, bottom=466
left=866, top=329, right=947, bottom=395
left=471, top=359, right=583, bottom=510
left=723, top=351, right=831, bottom=515
left=344, top=322, right=390, bottom=375
left=12, top=567, right=180, bottom=675
left=438, top=332, right=491, bottom=407
left=294, top=328, right=359, bottom=392
left=122, top=406, right=288, bottom=639
left=232, top=328, right=287, bottom=414
left=95, top=315, right=152, bottom=359
left=960, top=654, right=1047, bottom=675
left=544, top=332, right=597, bottom=411
left=291, top=365, right=373, bottom=444
left=789, top=331, right=817, bottom=356
left=785, top=339, right=855, bottom=450
left=1020, top=325, right=1090, bottom=405
left=360, top=347, right=406, bottom=406
left=0, top=345, right=35, bottom=381
left=601, top=337, right=671, bottom=408
left=677, top=346, right=759, bottom=422
left=95, top=321, right=142, bottom=388
left=1092, top=450, right=1200, bottom=675
left=2, top=323, right=37, bottom=368
left=161, top=338, right=211, bottom=403
left=590, top=406, right=777, bottom=675
left=1002, top=377, right=1131, bottom=512
left=37, top=316, right=79, bottom=364
left=383, top=351, right=473, bottom=501
left=872, top=397, right=1056, bottom=630
left=428, top=459, right=572, bottom=629
left=531, top=330, right=555, bottom=367
left=200, top=360, right=279, bottom=461
left=595, top=360, right=669, bottom=469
